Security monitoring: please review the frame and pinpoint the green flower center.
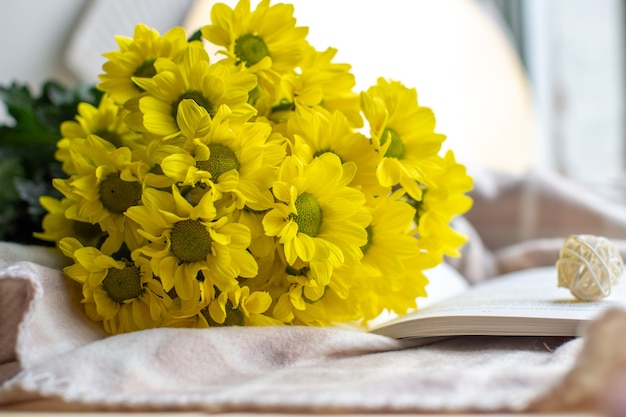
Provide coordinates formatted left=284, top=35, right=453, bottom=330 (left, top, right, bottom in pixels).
left=132, top=58, right=157, bottom=91
left=360, top=225, right=374, bottom=255
left=172, top=90, right=214, bottom=120
left=196, top=144, right=240, bottom=180
left=103, top=265, right=143, bottom=303
left=380, top=128, right=405, bottom=159
left=292, top=193, right=322, bottom=237
left=99, top=174, right=142, bottom=214
left=201, top=300, right=245, bottom=326
left=94, top=129, right=123, bottom=148
left=170, top=219, right=212, bottom=263
left=234, top=34, right=270, bottom=67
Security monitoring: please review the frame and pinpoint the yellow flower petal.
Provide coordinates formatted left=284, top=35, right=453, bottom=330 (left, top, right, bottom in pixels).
left=376, top=157, right=403, bottom=186
left=246, top=291, right=272, bottom=314
left=293, top=233, right=315, bottom=262
left=161, top=153, right=197, bottom=180
left=141, top=100, right=178, bottom=137
left=176, top=99, right=212, bottom=139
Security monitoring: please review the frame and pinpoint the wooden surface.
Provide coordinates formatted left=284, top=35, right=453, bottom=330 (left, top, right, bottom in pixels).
left=0, top=412, right=609, bottom=417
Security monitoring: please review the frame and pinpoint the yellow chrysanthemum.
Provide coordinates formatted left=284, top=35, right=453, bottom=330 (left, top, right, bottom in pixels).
left=56, top=94, right=141, bottom=175
left=160, top=105, right=285, bottom=210
left=234, top=208, right=276, bottom=259
left=52, top=135, right=146, bottom=254
left=98, top=24, right=189, bottom=105
left=287, top=107, right=387, bottom=198
left=273, top=46, right=361, bottom=127
left=125, top=186, right=257, bottom=303
left=201, top=0, right=309, bottom=115
left=202, top=285, right=281, bottom=326
left=352, top=195, right=432, bottom=321
left=59, top=237, right=170, bottom=335
left=124, top=132, right=189, bottom=190
left=361, top=78, right=445, bottom=200
left=34, top=196, right=104, bottom=248
left=412, top=150, right=474, bottom=261
left=376, top=253, right=431, bottom=317
left=133, top=44, right=257, bottom=139
left=272, top=263, right=360, bottom=326
left=262, top=154, right=370, bottom=286
left=202, top=0, right=308, bottom=73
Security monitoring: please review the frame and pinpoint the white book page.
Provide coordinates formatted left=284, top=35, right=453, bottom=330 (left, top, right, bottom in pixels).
left=371, top=266, right=626, bottom=338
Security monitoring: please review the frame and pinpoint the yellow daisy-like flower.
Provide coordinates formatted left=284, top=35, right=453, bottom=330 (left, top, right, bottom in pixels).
left=262, top=153, right=370, bottom=286
left=160, top=105, right=285, bottom=211
left=287, top=107, right=387, bottom=199
left=233, top=208, right=275, bottom=259
left=273, top=46, right=362, bottom=127
left=133, top=44, right=257, bottom=139
left=52, top=135, right=146, bottom=254
left=34, top=196, right=104, bottom=248
left=361, top=78, right=445, bottom=200
left=98, top=23, right=189, bottom=106
left=125, top=186, right=258, bottom=302
left=59, top=237, right=170, bottom=335
left=202, top=0, right=308, bottom=73
left=56, top=94, right=141, bottom=175
left=202, top=0, right=309, bottom=115
left=202, top=285, right=281, bottom=327
left=412, top=150, right=474, bottom=261
left=376, top=253, right=430, bottom=317
left=128, top=132, right=189, bottom=190
left=269, top=258, right=359, bottom=326
left=353, top=195, right=432, bottom=321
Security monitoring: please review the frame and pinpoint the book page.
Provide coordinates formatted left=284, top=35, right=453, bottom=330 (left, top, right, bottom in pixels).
left=370, top=266, right=626, bottom=339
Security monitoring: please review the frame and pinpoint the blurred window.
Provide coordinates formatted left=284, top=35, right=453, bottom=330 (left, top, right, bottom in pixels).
left=484, top=0, right=626, bottom=185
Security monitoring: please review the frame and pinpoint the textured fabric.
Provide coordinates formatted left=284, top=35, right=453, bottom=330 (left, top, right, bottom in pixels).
left=3, top=169, right=626, bottom=413
left=450, top=168, right=626, bottom=284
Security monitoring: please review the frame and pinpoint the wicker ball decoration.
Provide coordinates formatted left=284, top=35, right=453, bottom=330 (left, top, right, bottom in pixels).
left=556, top=234, right=624, bottom=301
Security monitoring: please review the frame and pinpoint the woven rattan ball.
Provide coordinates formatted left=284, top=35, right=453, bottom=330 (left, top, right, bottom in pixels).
left=556, top=234, right=624, bottom=301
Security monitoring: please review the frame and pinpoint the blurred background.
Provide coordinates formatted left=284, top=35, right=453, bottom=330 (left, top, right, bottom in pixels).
left=1, top=0, right=624, bottom=188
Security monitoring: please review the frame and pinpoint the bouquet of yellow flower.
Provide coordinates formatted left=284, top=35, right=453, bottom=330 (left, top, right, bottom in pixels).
left=35, top=0, right=473, bottom=334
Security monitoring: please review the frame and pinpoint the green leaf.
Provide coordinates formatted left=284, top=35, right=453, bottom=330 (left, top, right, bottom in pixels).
left=0, top=200, right=20, bottom=241
left=0, top=79, right=99, bottom=245
left=0, top=158, right=25, bottom=201
left=188, top=28, right=203, bottom=42
left=0, top=83, right=55, bottom=147
left=36, top=81, right=102, bottom=132
left=15, top=176, right=50, bottom=219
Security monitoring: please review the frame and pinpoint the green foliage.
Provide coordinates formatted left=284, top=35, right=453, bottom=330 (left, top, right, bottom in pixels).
left=0, top=80, right=100, bottom=244
left=187, top=28, right=203, bottom=42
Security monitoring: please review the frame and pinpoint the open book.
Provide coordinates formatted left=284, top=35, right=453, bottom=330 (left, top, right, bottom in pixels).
left=370, top=266, right=626, bottom=340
